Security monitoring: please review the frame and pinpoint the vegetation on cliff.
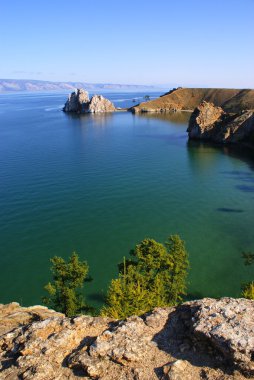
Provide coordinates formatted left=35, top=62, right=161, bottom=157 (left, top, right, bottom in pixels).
left=241, top=252, right=254, bottom=299
left=101, top=235, right=189, bottom=319
left=43, top=252, right=92, bottom=317
left=43, top=235, right=189, bottom=318
left=42, top=237, right=254, bottom=319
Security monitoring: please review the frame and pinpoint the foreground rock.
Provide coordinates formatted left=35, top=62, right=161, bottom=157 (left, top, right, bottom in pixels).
left=187, top=101, right=254, bottom=144
left=63, top=89, right=116, bottom=114
left=0, top=298, right=254, bottom=379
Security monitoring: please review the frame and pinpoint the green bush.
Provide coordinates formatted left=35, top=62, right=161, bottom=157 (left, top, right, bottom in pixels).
left=242, top=282, right=254, bottom=300
left=241, top=251, right=254, bottom=300
left=43, top=252, right=92, bottom=317
left=101, top=235, right=189, bottom=319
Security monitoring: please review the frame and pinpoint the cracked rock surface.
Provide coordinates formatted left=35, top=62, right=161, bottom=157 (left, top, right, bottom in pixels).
left=0, top=298, right=254, bottom=379
left=187, top=101, right=254, bottom=143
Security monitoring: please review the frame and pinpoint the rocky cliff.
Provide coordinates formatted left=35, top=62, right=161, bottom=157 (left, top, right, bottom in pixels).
left=1, top=298, right=254, bottom=379
left=187, top=101, right=254, bottom=144
left=88, top=95, right=116, bottom=113
left=63, top=89, right=116, bottom=114
left=132, top=88, right=254, bottom=113
left=63, top=89, right=90, bottom=112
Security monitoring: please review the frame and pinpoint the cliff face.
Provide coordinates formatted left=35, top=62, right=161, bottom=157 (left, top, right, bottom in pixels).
left=63, top=89, right=116, bottom=114
left=88, top=95, right=116, bottom=113
left=187, top=101, right=254, bottom=143
left=1, top=298, right=254, bottom=379
left=63, top=89, right=90, bottom=112
left=132, top=88, right=254, bottom=113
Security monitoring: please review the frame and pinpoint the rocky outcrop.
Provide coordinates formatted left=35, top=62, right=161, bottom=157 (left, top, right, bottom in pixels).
left=187, top=101, right=254, bottom=143
left=63, top=89, right=90, bottom=112
left=0, top=302, right=64, bottom=336
left=63, top=89, right=116, bottom=114
left=132, top=88, right=254, bottom=113
left=1, top=298, right=254, bottom=379
left=87, top=95, right=116, bottom=113
left=192, top=298, right=254, bottom=375
left=187, top=101, right=224, bottom=139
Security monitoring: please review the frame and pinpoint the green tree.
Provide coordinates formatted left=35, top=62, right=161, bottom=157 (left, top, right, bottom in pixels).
left=43, top=252, right=91, bottom=317
left=241, top=251, right=254, bottom=300
left=102, top=235, right=189, bottom=319
left=242, top=282, right=254, bottom=299
left=165, top=235, right=189, bottom=304
left=144, top=95, right=150, bottom=101
left=101, top=258, right=152, bottom=319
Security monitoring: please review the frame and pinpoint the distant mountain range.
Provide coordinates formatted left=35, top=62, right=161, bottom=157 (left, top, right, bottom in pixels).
left=0, top=79, right=156, bottom=93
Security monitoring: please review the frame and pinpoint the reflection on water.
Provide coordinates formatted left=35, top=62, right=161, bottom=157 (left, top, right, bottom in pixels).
left=186, top=140, right=222, bottom=172
left=135, top=111, right=191, bottom=124
left=65, top=112, right=114, bottom=128
left=217, top=207, right=244, bottom=213
left=187, top=140, right=254, bottom=173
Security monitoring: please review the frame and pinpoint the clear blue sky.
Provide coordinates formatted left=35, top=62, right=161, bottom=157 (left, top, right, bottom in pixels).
left=0, top=0, right=253, bottom=87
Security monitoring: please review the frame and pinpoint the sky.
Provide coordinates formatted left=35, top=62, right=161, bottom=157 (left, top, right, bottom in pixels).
left=0, top=0, right=253, bottom=88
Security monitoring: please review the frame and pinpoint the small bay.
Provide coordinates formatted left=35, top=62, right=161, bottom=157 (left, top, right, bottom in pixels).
left=0, top=91, right=254, bottom=308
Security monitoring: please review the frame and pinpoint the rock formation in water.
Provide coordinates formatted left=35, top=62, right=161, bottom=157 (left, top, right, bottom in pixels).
left=1, top=298, right=254, bottom=379
left=187, top=101, right=254, bottom=144
left=63, top=89, right=90, bottom=112
left=63, top=89, right=116, bottom=114
left=132, top=87, right=254, bottom=113
left=87, top=95, right=116, bottom=113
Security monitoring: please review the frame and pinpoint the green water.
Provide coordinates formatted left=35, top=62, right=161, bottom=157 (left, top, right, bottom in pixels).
left=0, top=92, right=254, bottom=308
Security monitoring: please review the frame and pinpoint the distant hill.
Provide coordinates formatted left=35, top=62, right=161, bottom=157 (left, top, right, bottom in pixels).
left=133, top=87, right=254, bottom=113
left=0, top=79, right=155, bottom=93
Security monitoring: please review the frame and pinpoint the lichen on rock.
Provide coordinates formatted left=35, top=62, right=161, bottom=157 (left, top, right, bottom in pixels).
left=1, top=298, right=254, bottom=379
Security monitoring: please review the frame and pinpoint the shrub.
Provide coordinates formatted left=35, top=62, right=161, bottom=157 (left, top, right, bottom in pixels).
left=101, top=235, right=189, bottom=319
left=242, top=282, right=254, bottom=300
left=241, top=251, right=254, bottom=300
left=43, top=252, right=92, bottom=317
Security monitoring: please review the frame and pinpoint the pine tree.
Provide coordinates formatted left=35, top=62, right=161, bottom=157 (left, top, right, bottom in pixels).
left=43, top=252, right=91, bottom=317
left=165, top=235, right=189, bottom=304
left=242, top=282, right=254, bottom=299
left=241, top=251, right=254, bottom=300
left=102, top=235, right=189, bottom=319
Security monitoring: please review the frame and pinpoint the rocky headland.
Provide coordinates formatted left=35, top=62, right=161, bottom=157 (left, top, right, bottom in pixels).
left=187, top=101, right=254, bottom=144
left=1, top=298, right=254, bottom=379
left=63, top=89, right=116, bottom=114
left=64, top=87, right=254, bottom=145
left=132, top=88, right=254, bottom=114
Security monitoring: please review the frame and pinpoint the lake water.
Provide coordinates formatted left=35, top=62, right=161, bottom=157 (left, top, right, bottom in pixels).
left=0, top=91, right=254, bottom=308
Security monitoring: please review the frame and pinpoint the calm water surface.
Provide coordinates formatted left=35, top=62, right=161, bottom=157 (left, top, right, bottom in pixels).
left=0, top=91, right=254, bottom=308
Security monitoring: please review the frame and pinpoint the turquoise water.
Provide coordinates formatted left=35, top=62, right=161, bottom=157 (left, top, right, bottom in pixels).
left=0, top=91, right=254, bottom=308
